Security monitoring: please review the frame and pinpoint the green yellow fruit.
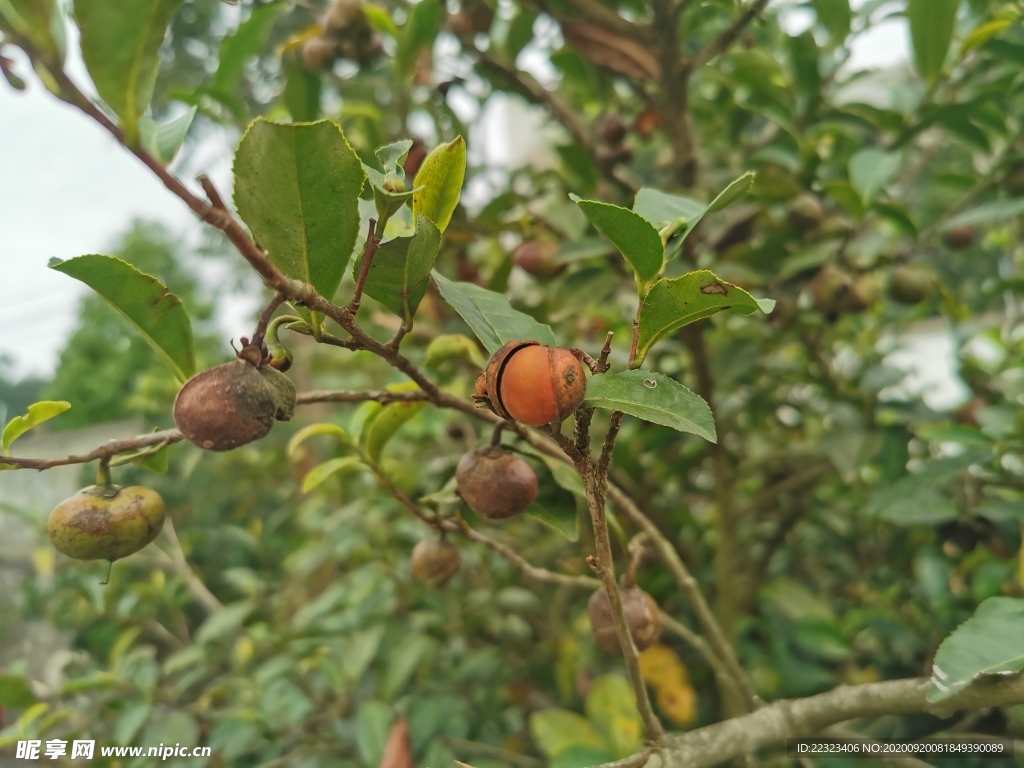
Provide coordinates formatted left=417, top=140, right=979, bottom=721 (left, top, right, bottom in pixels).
left=47, top=485, right=166, bottom=561
left=411, top=538, right=460, bottom=586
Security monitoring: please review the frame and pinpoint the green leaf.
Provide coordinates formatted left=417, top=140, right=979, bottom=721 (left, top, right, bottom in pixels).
left=585, top=674, right=643, bottom=759
left=234, top=119, right=365, bottom=320
left=585, top=371, right=716, bottom=442
left=812, top=0, right=850, bottom=42
left=849, top=148, right=902, bottom=203
left=908, top=0, right=961, bottom=84
left=551, top=747, right=616, bottom=768
left=961, top=19, right=1012, bottom=53
left=2, top=400, right=71, bottom=454
left=941, top=198, right=1024, bottom=231
left=707, top=172, right=757, bottom=213
left=212, top=3, right=286, bottom=95
left=431, top=271, right=558, bottom=354
left=74, top=0, right=184, bottom=143
left=376, top=139, right=413, bottom=178
left=0, top=674, right=38, bottom=708
left=424, top=334, right=486, bottom=369
left=412, top=136, right=466, bottom=232
left=301, top=456, right=366, bottom=492
left=529, top=709, right=607, bottom=758
left=195, top=601, right=255, bottom=644
left=287, top=423, right=350, bottom=457
left=631, top=175, right=755, bottom=249
left=49, top=254, right=195, bottom=381
left=928, top=597, right=1024, bottom=702
left=396, top=0, right=440, bottom=75
left=1, top=0, right=65, bottom=67
left=363, top=390, right=426, bottom=464
left=571, top=195, right=663, bottom=286
left=282, top=61, right=322, bottom=122
left=355, top=700, right=393, bottom=767
left=138, top=106, right=196, bottom=165
left=362, top=4, right=398, bottom=37
left=635, top=270, right=773, bottom=366
left=528, top=501, right=579, bottom=542
left=360, top=214, right=441, bottom=322
left=382, top=634, right=434, bottom=699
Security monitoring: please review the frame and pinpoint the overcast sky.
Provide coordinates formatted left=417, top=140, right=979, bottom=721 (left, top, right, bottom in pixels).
left=0, top=3, right=910, bottom=380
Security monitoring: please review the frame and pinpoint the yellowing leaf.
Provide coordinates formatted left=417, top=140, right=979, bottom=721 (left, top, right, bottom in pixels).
left=656, top=679, right=697, bottom=727
left=412, top=136, right=466, bottom=232
left=638, top=643, right=687, bottom=687
left=2, top=400, right=71, bottom=453
left=287, top=423, right=350, bottom=457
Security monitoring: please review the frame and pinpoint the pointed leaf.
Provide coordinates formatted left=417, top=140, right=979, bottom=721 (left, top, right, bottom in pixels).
left=585, top=674, right=643, bottom=759
left=529, top=709, right=607, bottom=758
left=3, top=401, right=71, bottom=453
left=707, top=172, right=756, bottom=213
left=908, top=0, right=961, bottom=84
left=849, top=148, right=902, bottom=203
left=376, top=139, right=413, bottom=178
left=283, top=60, right=322, bottom=122
left=632, top=187, right=705, bottom=233
left=1, top=0, right=65, bottom=66
left=432, top=271, right=557, bottom=353
left=635, top=270, right=773, bottom=365
left=572, top=195, right=663, bottom=285
left=50, top=255, right=195, bottom=381
left=356, top=701, right=393, bottom=768
left=585, top=371, right=716, bottom=442
left=74, top=0, right=184, bottom=142
left=363, top=390, right=425, bottom=464
left=234, top=119, right=365, bottom=311
left=301, top=456, right=366, bottom=492
left=928, top=597, right=1024, bottom=702
left=360, top=214, right=441, bottom=322
left=138, top=106, right=196, bottom=165
left=412, top=136, right=466, bottom=232
left=287, top=423, right=350, bottom=457
left=941, top=198, right=1024, bottom=231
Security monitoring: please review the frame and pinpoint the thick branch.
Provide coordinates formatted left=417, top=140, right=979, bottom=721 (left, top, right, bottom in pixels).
left=646, top=675, right=1024, bottom=768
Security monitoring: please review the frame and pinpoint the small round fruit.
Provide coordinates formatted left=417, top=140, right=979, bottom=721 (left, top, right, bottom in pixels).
left=786, top=193, right=824, bottom=233
left=321, top=0, right=363, bottom=33
left=944, top=225, right=976, bottom=250
left=301, top=37, right=337, bottom=72
left=513, top=241, right=564, bottom=279
left=496, top=344, right=586, bottom=426
left=842, top=273, right=880, bottom=313
left=48, top=485, right=166, bottom=561
left=411, top=538, right=460, bottom=586
left=594, top=114, right=628, bottom=146
left=888, top=263, right=934, bottom=305
left=587, top=586, right=662, bottom=655
left=173, top=360, right=296, bottom=451
left=456, top=448, right=538, bottom=519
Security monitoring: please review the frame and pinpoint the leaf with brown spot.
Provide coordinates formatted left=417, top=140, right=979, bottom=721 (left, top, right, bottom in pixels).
left=635, top=270, right=774, bottom=366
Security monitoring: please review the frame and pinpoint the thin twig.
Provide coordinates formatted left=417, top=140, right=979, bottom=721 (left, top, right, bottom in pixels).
left=252, top=293, right=286, bottom=349
left=688, top=0, right=772, bottom=71
left=344, top=219, right=382, bottom=318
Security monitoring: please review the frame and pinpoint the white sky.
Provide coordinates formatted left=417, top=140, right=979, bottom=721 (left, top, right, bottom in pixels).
left=0, top=2, right=910, bottom=379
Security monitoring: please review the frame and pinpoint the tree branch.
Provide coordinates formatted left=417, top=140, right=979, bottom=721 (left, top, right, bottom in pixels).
left=688, top=0, right=772, bottom=71
left=644, top=675, right=1024, bottom=767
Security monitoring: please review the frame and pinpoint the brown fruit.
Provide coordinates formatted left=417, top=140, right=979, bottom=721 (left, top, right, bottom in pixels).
left=48, top=485, right=166, bottom=561
left=411, top=538, right=460, bottom=586
left=321, top=0, right=363, bottom=33
left=513, top=240, right=564, bottom=279
left=476, top=341, right=586, bottom=426
left=587, top=586, right=661, bottom=654
left=843, top=273, right=880, bottom=313
left=456, top=448, right=538, bottom=519
left=888, top=263, right=934, bottom=305
left=786, top=193, right=824, bottom=233
left=173, top=360, right=296, bottom=451
left=806, top=264, right=852, bottom=315
left=944, top=225, right=975, bottom=250
left=594, top=114, right=628, bottom=146
left=301, top=37, right=337, bottom=73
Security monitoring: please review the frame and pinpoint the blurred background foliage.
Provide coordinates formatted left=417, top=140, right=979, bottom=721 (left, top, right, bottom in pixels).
left=4, top=0, right=1024, bottom=765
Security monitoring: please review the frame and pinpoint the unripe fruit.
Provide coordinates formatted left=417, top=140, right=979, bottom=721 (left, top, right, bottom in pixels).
left=173, top=360, right=296, bottom=451
left=456, top=448, right=538, bottom=519
left=842, top=273, right=880, bottom=313
left=411, top=538, right=460, bottom=586
left=888, top=263, right=934, bottom=305
left=48, top=485, right=166, bottom=561
left=321, top=0, right=363, bottom=33
left=587, top=586, right=661, bottom=655
left=477, top=341, right=587, bottom=426
left=786, top=193, right=824, bottom=233
left=301, top=37, right=337, bottom=73
left=944, top=225, right=975, bottom=250
left=806, top=264, right=852, bottom=314
left=594, top=114, right=628, bottom=146
left=513, top=240, right=564, bottom=279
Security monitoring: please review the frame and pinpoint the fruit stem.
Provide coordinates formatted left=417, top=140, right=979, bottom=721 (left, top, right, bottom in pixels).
left=487, top=421, right=508, bottom=449
left=100, top=560, right=113, bottom=586
left=252, top=293, right=286, bottom=354
left=96, top=456, right=113, bottom=488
